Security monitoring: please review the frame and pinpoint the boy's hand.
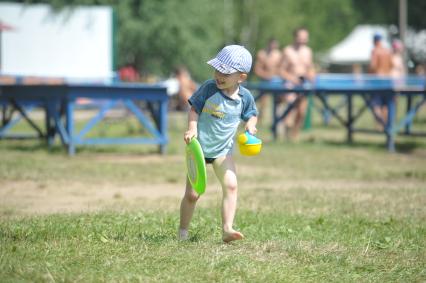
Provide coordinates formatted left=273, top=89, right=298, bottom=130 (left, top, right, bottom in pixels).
left=245, top=125, right=257, bottom=135
left=245, top=116, right=258, bottom=136
left=184, top=129, right=197, bottom=144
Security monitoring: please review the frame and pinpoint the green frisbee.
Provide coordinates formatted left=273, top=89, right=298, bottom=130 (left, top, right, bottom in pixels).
left=186, top=138, right=207, bottom=195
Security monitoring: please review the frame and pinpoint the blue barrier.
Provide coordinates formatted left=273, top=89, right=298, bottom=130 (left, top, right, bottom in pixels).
left=245, top=74, right=426, bottom=152
left=0, top=83, right=169, bottom=155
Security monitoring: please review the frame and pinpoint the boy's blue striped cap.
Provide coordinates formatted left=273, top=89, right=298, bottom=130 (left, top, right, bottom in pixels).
left=207, top=45, right=252, bottom=74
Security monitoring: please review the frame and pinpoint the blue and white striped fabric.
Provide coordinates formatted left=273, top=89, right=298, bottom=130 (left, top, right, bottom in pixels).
left=207, top=45, right=252, bottom=74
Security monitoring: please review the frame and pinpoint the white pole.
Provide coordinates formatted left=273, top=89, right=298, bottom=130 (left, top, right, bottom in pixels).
left=399, top=0, right=407, bottom=69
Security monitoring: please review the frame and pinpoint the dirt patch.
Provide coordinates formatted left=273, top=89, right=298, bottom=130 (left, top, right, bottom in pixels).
left=1, top=178, right=423, bottom=217
left=89, top=154, right=183, bottom=165
left=0, top=180, right=183, bottom=216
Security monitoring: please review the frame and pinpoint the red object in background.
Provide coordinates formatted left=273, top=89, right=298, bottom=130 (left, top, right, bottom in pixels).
left=0, top=21, right=15, bottom=31
left=118, top=65, right=140, bottom=82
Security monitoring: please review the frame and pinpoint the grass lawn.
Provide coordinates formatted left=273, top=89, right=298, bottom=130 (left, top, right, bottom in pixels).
left=0, top=102, right=425, bottom=282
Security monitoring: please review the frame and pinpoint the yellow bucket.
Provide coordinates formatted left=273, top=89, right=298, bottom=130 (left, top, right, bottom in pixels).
left=239, top=143, right=262, bottom=156
left=237, top=132, right=262, bottom=156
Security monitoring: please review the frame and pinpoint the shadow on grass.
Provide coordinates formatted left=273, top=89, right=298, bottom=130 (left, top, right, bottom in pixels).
left=75, top=145, right=161, bottom=155
left=266, top=133, right=425, bottom=154
left=0, top=141, right=64, bottom=153
left=0, top=140, right=162, bottom=156
left=394, top=141, right=426, bottom=153
left=311, top=139, right=424, bottom=154
left=311, top=123, right=347, bottom=130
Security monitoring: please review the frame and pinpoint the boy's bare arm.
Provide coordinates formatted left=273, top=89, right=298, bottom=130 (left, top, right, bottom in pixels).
left=245, top=116, right=258, bottom=135
left=184, top=107, right=199, bottom=144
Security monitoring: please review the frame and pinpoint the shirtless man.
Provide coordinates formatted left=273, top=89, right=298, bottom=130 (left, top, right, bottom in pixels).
left=370, top=34, right=393, bottom=76
left=369, top=34, right=393, bottom=127
left=254, top=38, right=282, bottom=121
left=280, top=27, right=315, bottom=140
left=390, top=39, right=405, bottom=79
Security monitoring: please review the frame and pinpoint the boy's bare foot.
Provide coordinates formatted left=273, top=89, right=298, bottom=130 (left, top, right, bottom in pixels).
left=222, top=230, right=244, bottom=243
left=178, top=229, right=189, bottom=241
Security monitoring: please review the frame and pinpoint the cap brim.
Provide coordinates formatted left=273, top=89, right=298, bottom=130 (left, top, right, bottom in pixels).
left=207, top=58, right=238, bottom=74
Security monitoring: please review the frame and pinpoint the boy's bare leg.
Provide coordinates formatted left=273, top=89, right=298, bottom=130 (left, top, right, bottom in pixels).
left=213, top=156, right=244, bottom=243
left=179, top=178, right=199, bottom=240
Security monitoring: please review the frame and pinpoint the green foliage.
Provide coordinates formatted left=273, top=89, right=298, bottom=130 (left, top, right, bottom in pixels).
left=232, top=0, right=358, bottom=55
left=353, top=0, right=426, bottom=31
left=16, top=0, right=426, bottom=80
left=115, top=0, right=224, bottom=80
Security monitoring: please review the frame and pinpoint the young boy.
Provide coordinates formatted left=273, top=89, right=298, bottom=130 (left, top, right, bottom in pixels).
left=179, top=45, right=258, bottom=243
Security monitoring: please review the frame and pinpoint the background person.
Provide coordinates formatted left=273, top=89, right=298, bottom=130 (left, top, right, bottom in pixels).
left=369, top=33, right=393, bottom=128
left=174, top=65, right=197, bottom=111
left=390, top=39, right=406, bottom=79
left=254, top=38, right=282, bottom=122
left=369, top=34, right=393, bottom=76
left=118, top=55, right=140, bottom=82
left=280, top=27, right=316, bottom=140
